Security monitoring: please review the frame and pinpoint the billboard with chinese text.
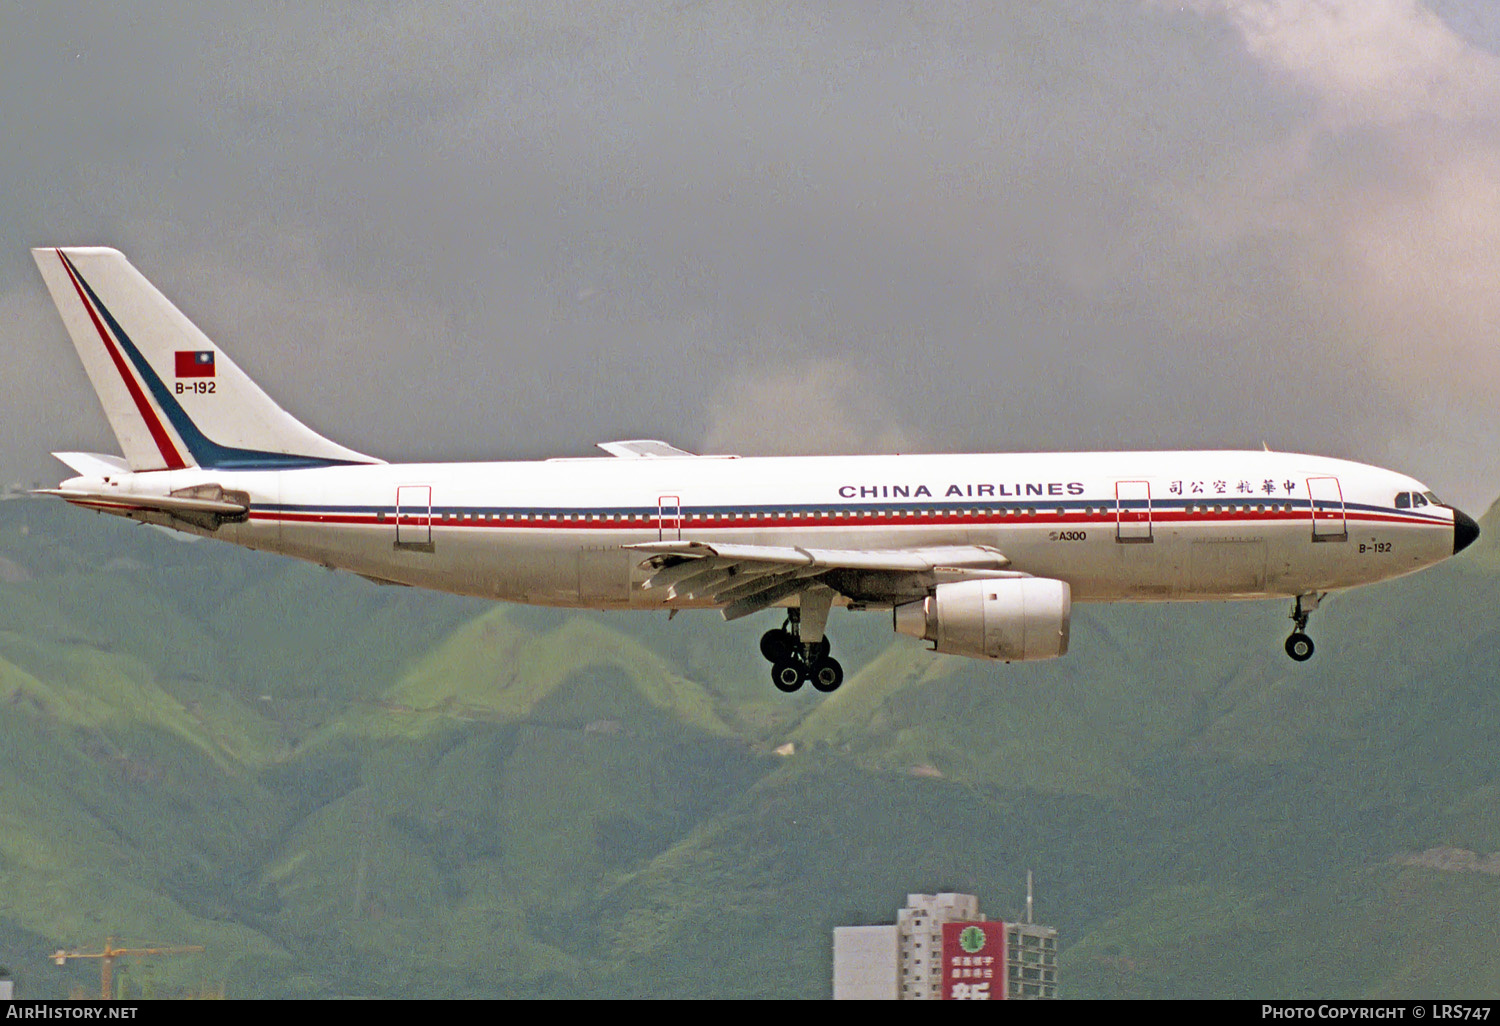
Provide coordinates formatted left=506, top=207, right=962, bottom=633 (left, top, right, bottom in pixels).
left=941, top=921, right=1006, bottom=1000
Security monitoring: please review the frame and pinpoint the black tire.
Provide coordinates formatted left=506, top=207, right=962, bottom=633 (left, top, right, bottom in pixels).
left=809, top=657, right=844, bottom=693
left=1285, top=632, right=1315, bottom=662
left=771, top=660, right=806, bottom=693
left=760, top=629, right=795, bottom=663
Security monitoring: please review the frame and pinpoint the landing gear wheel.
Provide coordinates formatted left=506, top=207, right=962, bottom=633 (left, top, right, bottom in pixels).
left=771, top=660, right=806, bottom=693
left=809, top=657, right=844, bottom=693
left=760, top=629, right=796, bottom=663
left=1285, top=632, right=1314, bottom=662
left=764, top=608, right=837, bottom=693
left=1284, top=594, right=1322, bottom=663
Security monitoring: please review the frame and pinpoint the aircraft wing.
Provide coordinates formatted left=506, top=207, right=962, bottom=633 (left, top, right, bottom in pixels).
left=596, top=439, right=699, bottom=458
left=624, top=539, right=1014, bottom=619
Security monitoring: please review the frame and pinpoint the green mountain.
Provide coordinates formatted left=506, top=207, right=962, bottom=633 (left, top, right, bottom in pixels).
left=0, top=496, right=1497, bottom=998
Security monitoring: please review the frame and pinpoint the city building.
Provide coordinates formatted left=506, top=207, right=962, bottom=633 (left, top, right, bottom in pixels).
left=897, top=892, right=979, bottom=999
left=831, top=926, right=899, bottom=1000
left=832, top=890, right=1058, bottom=1000
left=1001, top=921, right=1059, bottom=999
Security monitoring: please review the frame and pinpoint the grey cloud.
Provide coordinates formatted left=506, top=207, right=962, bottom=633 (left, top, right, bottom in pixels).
left=3, top=2, right=1497, bottom=508
left=1197, top=0, right=1500, bottom=128
left=1175, top=1, right=1500, bottom=505
left=702, top=357, right=920, bottom=457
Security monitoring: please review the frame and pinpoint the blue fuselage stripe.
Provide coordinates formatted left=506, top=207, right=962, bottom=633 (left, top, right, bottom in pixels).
left=65, top=256, right=362, bottom=471
left=245, top=496, right=1448, bottom=526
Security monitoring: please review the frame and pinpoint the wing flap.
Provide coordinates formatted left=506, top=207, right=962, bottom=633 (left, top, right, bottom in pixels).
left=628, top=540, right=1014, bottom=614
left=639, top=557, right=717, bottom=592
left=722, top=575, right=830, bottom=621
left=715, top=567, right=826, bottom=609
left=626, top=540, right=1010, bottom=572
left=666, top=562, right=777, bottom=602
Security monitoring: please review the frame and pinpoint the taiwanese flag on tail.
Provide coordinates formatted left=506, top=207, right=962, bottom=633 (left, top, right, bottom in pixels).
left=175, top=350, right=215, bottom=378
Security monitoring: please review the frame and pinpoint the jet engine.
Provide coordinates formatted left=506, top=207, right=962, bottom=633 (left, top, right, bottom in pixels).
left=893, top=577, right=1071, bottom=661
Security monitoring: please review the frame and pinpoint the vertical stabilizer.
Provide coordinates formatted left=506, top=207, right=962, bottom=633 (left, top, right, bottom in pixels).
left=32, top=246, right=380, bottom=472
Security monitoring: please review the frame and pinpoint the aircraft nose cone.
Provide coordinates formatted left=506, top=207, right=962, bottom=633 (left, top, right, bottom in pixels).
left=1454, top=508, right=1481, bottom=554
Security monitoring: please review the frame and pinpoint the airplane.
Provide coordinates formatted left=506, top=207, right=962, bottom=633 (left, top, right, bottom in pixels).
left=30, top=247, right=1481, bottom=693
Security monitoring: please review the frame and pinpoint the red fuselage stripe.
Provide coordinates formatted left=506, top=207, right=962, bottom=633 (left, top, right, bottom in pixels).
left=240, top=509, right=1442, bottom=530
left=56, top=250, right=187, bottom=470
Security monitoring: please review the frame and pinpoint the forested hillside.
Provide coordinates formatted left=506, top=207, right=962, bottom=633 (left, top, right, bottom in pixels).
left=0, top=497, right=1495, bottom=998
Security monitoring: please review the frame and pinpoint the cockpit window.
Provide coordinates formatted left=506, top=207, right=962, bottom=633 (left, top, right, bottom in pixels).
left=1395, top=492, right=1411, bottom=509
left=1413, top=492, right=1428, bottom=508
left=1423, top=490, right=1442, bottom=505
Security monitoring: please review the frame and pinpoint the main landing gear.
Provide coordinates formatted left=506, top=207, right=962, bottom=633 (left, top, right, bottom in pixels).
left=1284, top=593, right=1322, bottom=662
left=760, top=607, right=844, bottom=693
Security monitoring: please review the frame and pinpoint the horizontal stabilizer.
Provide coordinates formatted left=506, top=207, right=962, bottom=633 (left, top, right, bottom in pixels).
left=33, top=487, right=249, bottom=518
left=52, top=452, right=131, bottom=477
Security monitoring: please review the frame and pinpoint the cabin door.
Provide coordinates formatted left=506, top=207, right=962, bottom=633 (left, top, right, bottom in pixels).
left=657, top=495, right=682, bottom=541
left=1115, top=481, right=1153, bottom=543
left=1307, top=476, right=1347, bottom=542
left=396, top=485, right=433, bottom=550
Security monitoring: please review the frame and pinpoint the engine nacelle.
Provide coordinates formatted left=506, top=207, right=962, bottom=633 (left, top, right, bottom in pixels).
left=893, top=578, right=1071, bottom=661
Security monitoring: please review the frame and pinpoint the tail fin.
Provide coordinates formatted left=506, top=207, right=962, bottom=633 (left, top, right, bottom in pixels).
left=32, top=246, right=381, bottom=472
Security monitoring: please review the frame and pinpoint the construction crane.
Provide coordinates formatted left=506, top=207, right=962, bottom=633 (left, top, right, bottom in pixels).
left=52, top=937, right=205, bottom=1000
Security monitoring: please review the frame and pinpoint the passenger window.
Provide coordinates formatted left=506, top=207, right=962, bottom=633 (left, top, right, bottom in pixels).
left=1395, top=492, right=1411, bottom=509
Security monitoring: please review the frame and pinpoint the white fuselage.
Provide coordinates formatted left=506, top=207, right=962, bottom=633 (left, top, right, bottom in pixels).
left=67, top=449, right=1458, bottom=611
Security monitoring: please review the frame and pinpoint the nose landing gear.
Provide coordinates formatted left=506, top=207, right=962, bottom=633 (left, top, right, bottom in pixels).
left=1284, top=593, right=1323, bottom=662
left=760, top=607, right=844, bottom=693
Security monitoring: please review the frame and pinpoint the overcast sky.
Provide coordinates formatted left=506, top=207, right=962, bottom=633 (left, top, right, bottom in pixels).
left=4, top=1, right=1500, bottom=511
